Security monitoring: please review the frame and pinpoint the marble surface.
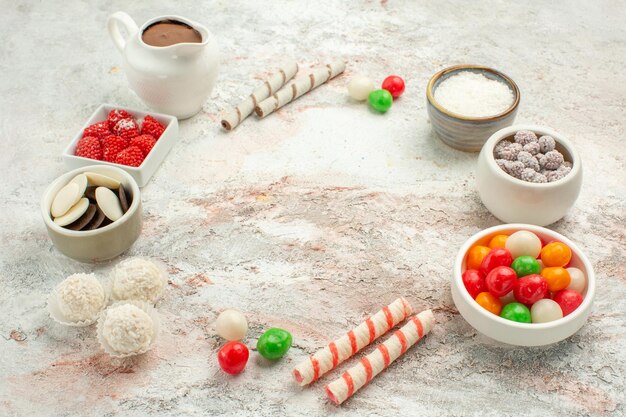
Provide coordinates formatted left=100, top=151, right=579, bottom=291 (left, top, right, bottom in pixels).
left=1, top=1, right=625, bottom=416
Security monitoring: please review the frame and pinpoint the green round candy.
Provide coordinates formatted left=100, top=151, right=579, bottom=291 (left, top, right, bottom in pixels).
left=256, top=328, right=292, bottom=360
left=500, top=303, right=531, bottom=323
left=511, top=255, right=540, bottom=277
left=368, top=89, right=393, bottom=113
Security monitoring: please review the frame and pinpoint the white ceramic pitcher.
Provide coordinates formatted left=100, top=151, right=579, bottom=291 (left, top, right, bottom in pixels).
left=107, top=12, right=219, bottom=119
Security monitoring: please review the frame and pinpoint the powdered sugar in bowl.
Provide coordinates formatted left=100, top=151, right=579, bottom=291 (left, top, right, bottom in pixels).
left=426, top=65, right=520, bottom=152
left=476, top=125, right=583, bottom=226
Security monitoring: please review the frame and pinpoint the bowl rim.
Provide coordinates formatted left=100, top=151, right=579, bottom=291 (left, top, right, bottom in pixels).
left=454, top=223, right=595, bottom=330
left=426, top=64, right=520, bottom=122
left=483, top=124, right=582, bottom=188
left=41, top=165, right=141, bottom=237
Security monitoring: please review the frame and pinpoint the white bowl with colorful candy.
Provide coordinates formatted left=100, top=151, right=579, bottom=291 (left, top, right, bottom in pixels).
left=451, top=224, right=595, bottom=346
left=476, top=125, right=582, bottom=226
left=63, top=104, right=179, bottom=187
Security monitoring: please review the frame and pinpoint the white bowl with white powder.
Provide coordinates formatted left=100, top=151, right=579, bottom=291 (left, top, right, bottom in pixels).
left=426, top=65, right=520, bottom=152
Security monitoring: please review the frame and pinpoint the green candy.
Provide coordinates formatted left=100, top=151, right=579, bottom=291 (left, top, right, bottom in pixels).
left=256, top=328, right=292, bottom=360
left=500, top=303, right=531, bottom=323
left=368, top=89, right=393, bottom=113
left=511, top=255, right=540, bottom=277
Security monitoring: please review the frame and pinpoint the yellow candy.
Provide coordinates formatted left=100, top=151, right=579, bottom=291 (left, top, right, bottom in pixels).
left=541, top=267, right=571, bottom=292
left=466, top=245, right=491, bottom=270
left=488, top=234, right=508, bottom=249
left=540, top=242, right=572, bottom=267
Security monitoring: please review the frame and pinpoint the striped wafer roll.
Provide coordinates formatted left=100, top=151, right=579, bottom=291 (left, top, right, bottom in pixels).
left=221, top=61, right=298, bottom=130
left=254, top=60, right=345, bottom=118
left=324, top=309, right=435, bottom=405
left=292, top=297, right=412, bottom=386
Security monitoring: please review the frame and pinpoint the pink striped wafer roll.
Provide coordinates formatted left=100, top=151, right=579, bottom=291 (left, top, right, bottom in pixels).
left=324, top=309, right=435, bottom=405
left=292, top=297, right=412, bottom=386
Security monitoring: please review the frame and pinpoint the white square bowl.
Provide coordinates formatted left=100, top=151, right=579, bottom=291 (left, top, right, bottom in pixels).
left=63, top=103, right=179, bottom=187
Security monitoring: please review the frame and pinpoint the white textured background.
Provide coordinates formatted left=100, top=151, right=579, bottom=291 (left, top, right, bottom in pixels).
left=0, top=1, right=625, bottom=416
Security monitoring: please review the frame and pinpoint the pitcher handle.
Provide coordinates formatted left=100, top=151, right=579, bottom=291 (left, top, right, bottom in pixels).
left=107, top=11, right=139, bottom=53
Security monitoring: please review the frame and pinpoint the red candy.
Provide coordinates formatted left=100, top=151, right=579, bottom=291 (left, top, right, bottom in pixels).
left=479, top=248, right=513, bottom=276
left=553, top=289, right=583, bottom=316
left=462, top=269, right=486, bottom=299
left=75, top=136, right=102, bottom=160
left=115, top=145, right=145, bottom=167
left=513, top=274, right=548, bottom=305
left=83, top=121, right=111, bottom=140
left=381, top=75, right=405, bottom=99
left=113, top=118, right=140, bottom=139
left=106, top=109, right=133, bottom=131
left=485, top=266, right=517, bottom=297
left=101, top=135, right=129, bottom=162
left=141, top=115, right=166, bottom=139
left=130, top=134, right=157, bottom=156
left=218, top=341, right=249, bottom=374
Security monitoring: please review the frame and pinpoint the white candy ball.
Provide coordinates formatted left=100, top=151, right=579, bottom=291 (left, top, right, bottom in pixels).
left=347, top=75, right=376, bottom=101
left=216, top=309, right=248, bottom=341
left=566, top=267, right=586, bottom=293
left=505, top=231, right=542, bottom=259
left=531, top=299, right=563, bottom=323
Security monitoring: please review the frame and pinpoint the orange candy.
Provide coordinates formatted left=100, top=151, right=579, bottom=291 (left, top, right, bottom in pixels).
left=540, top=242, right=572, bottom=267
left=475, top=292, right=503, bottom=315
left=466, top=245, right=491, bottom=270
left=541, top=267, right=571, bottom=292
left=488, top=234, right=509, bottom=249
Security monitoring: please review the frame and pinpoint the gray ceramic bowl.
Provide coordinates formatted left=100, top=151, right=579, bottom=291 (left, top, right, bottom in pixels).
left=426, top=65, right=520, bottom=152
left=41, top=165, right=142, bottom=262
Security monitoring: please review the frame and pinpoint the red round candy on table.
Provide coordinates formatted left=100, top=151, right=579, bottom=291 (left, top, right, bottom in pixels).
left=485, top=266, right=517, bottom=297
left=381, top=75, right=405, bottom=99
left=218, top=341, right=249, bottom=374
left=479, top=248, right=514, bottom=276
left=553, top=289, right=583, bottom=316
left=462, top=269, right=486, bottom=299
left=513, top=274, right=548, bottom=305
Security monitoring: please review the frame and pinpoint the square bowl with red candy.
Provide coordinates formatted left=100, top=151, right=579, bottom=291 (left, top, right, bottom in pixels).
left=63, top=104, right=178, bottom=187
left=451, top=224, right=595, bottom=346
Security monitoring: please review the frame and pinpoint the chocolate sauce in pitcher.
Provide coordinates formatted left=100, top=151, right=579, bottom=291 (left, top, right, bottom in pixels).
left=142, top=20, right=202, bottom=47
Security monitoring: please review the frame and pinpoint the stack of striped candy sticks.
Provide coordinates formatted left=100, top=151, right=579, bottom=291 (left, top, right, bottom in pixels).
left=292, top=297, right=435, bottom=404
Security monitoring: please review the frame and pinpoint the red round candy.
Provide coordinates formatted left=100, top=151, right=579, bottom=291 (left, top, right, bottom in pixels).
left=553, top=289, right=583, bottom=316
left=381, top=75, right=405, bottom=99
left=462, top=269, right=486, bottom=299
left=485, top=266, right=517, bottom=297
left=513, top=274, right=548, bottom=305
left=218, top=341, right=249, bottom=374
left=479, top=248, right=514, bottom=276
